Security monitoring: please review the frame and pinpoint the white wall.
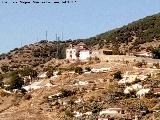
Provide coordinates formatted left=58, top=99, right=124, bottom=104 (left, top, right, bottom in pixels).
left=66, top=49, right=70, bottom=59
left=72, top=49, right=77, bottom=60
left=79, top=50, right=90, bottom=60
left=66, top=48, right=77, bottom=60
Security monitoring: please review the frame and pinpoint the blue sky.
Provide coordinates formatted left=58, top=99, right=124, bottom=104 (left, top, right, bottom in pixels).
left=0, top=0, right=160, bottom=53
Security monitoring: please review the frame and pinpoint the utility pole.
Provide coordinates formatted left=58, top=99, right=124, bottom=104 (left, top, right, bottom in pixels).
left=46, top=31, right=48, bottom=40
left=57, top=36, right=60, bottom=41
left=62, top=32, right=64, bottom=41
left=20, top=41, right=22, bottom=47
left=36, top=35, right=38, bottom=42
left=56, top=34, right=58, bottom=41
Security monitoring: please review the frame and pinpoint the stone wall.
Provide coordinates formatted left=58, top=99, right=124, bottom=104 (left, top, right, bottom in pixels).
left=92, top=55, right=160, bottom=63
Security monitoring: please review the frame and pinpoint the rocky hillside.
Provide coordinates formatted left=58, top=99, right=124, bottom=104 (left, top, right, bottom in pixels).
left=0, top=40, right=68, bottom=70
left=0, top=13, right=160, bottom=70
left=0, top=13, right=160, bottom=120
left=82, top=13, right=160, bottom=53
left=0, top=60, right=160, bottom=120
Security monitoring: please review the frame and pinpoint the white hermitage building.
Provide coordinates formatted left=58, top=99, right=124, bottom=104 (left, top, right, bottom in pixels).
left=66, top=42, right=91, bottom=61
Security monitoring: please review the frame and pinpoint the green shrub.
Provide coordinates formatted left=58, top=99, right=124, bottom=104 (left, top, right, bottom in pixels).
left=94, top=56, right=101, bottom=63
left=30, top=69, right=37, bottom=78
left=1, top=65, right=10, bottom=73
left=152, top=47, right=160, bottom=59
left=135, top=103, right=149, bottom=115
left=19, top=67, right=37, bottom=78
left=43, top=66, right=55, bottom=72
left=21, top=88, right=27, bottom=95
left=90, top=102, right=102, bottom=113
left=113, top=71, right=122, bottom=80
left=46, top=70, right=53, bottom=78
left=75, top=67, right=83, bottom=74
left=60, top=89, right=73, bottom=97
left=57, top=71, right=62, bottom=75
left=8, top=74, right=24, bottom=90
left=94, top=56, right=100, bottom=61
left=67, top=66, right=75, bottom=71
left=106, top=93, right=117, bottom=103
left=145, top=91, right=154, bottom=99
left=24, top=94, right=32, bottom=100
left=135, top=62, right=143, bottom=68
left=153, top=63, right=159, bottom=69
left=65, top=109, right=74, bottom=117
left=85, top=67, right=91, bottom=72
